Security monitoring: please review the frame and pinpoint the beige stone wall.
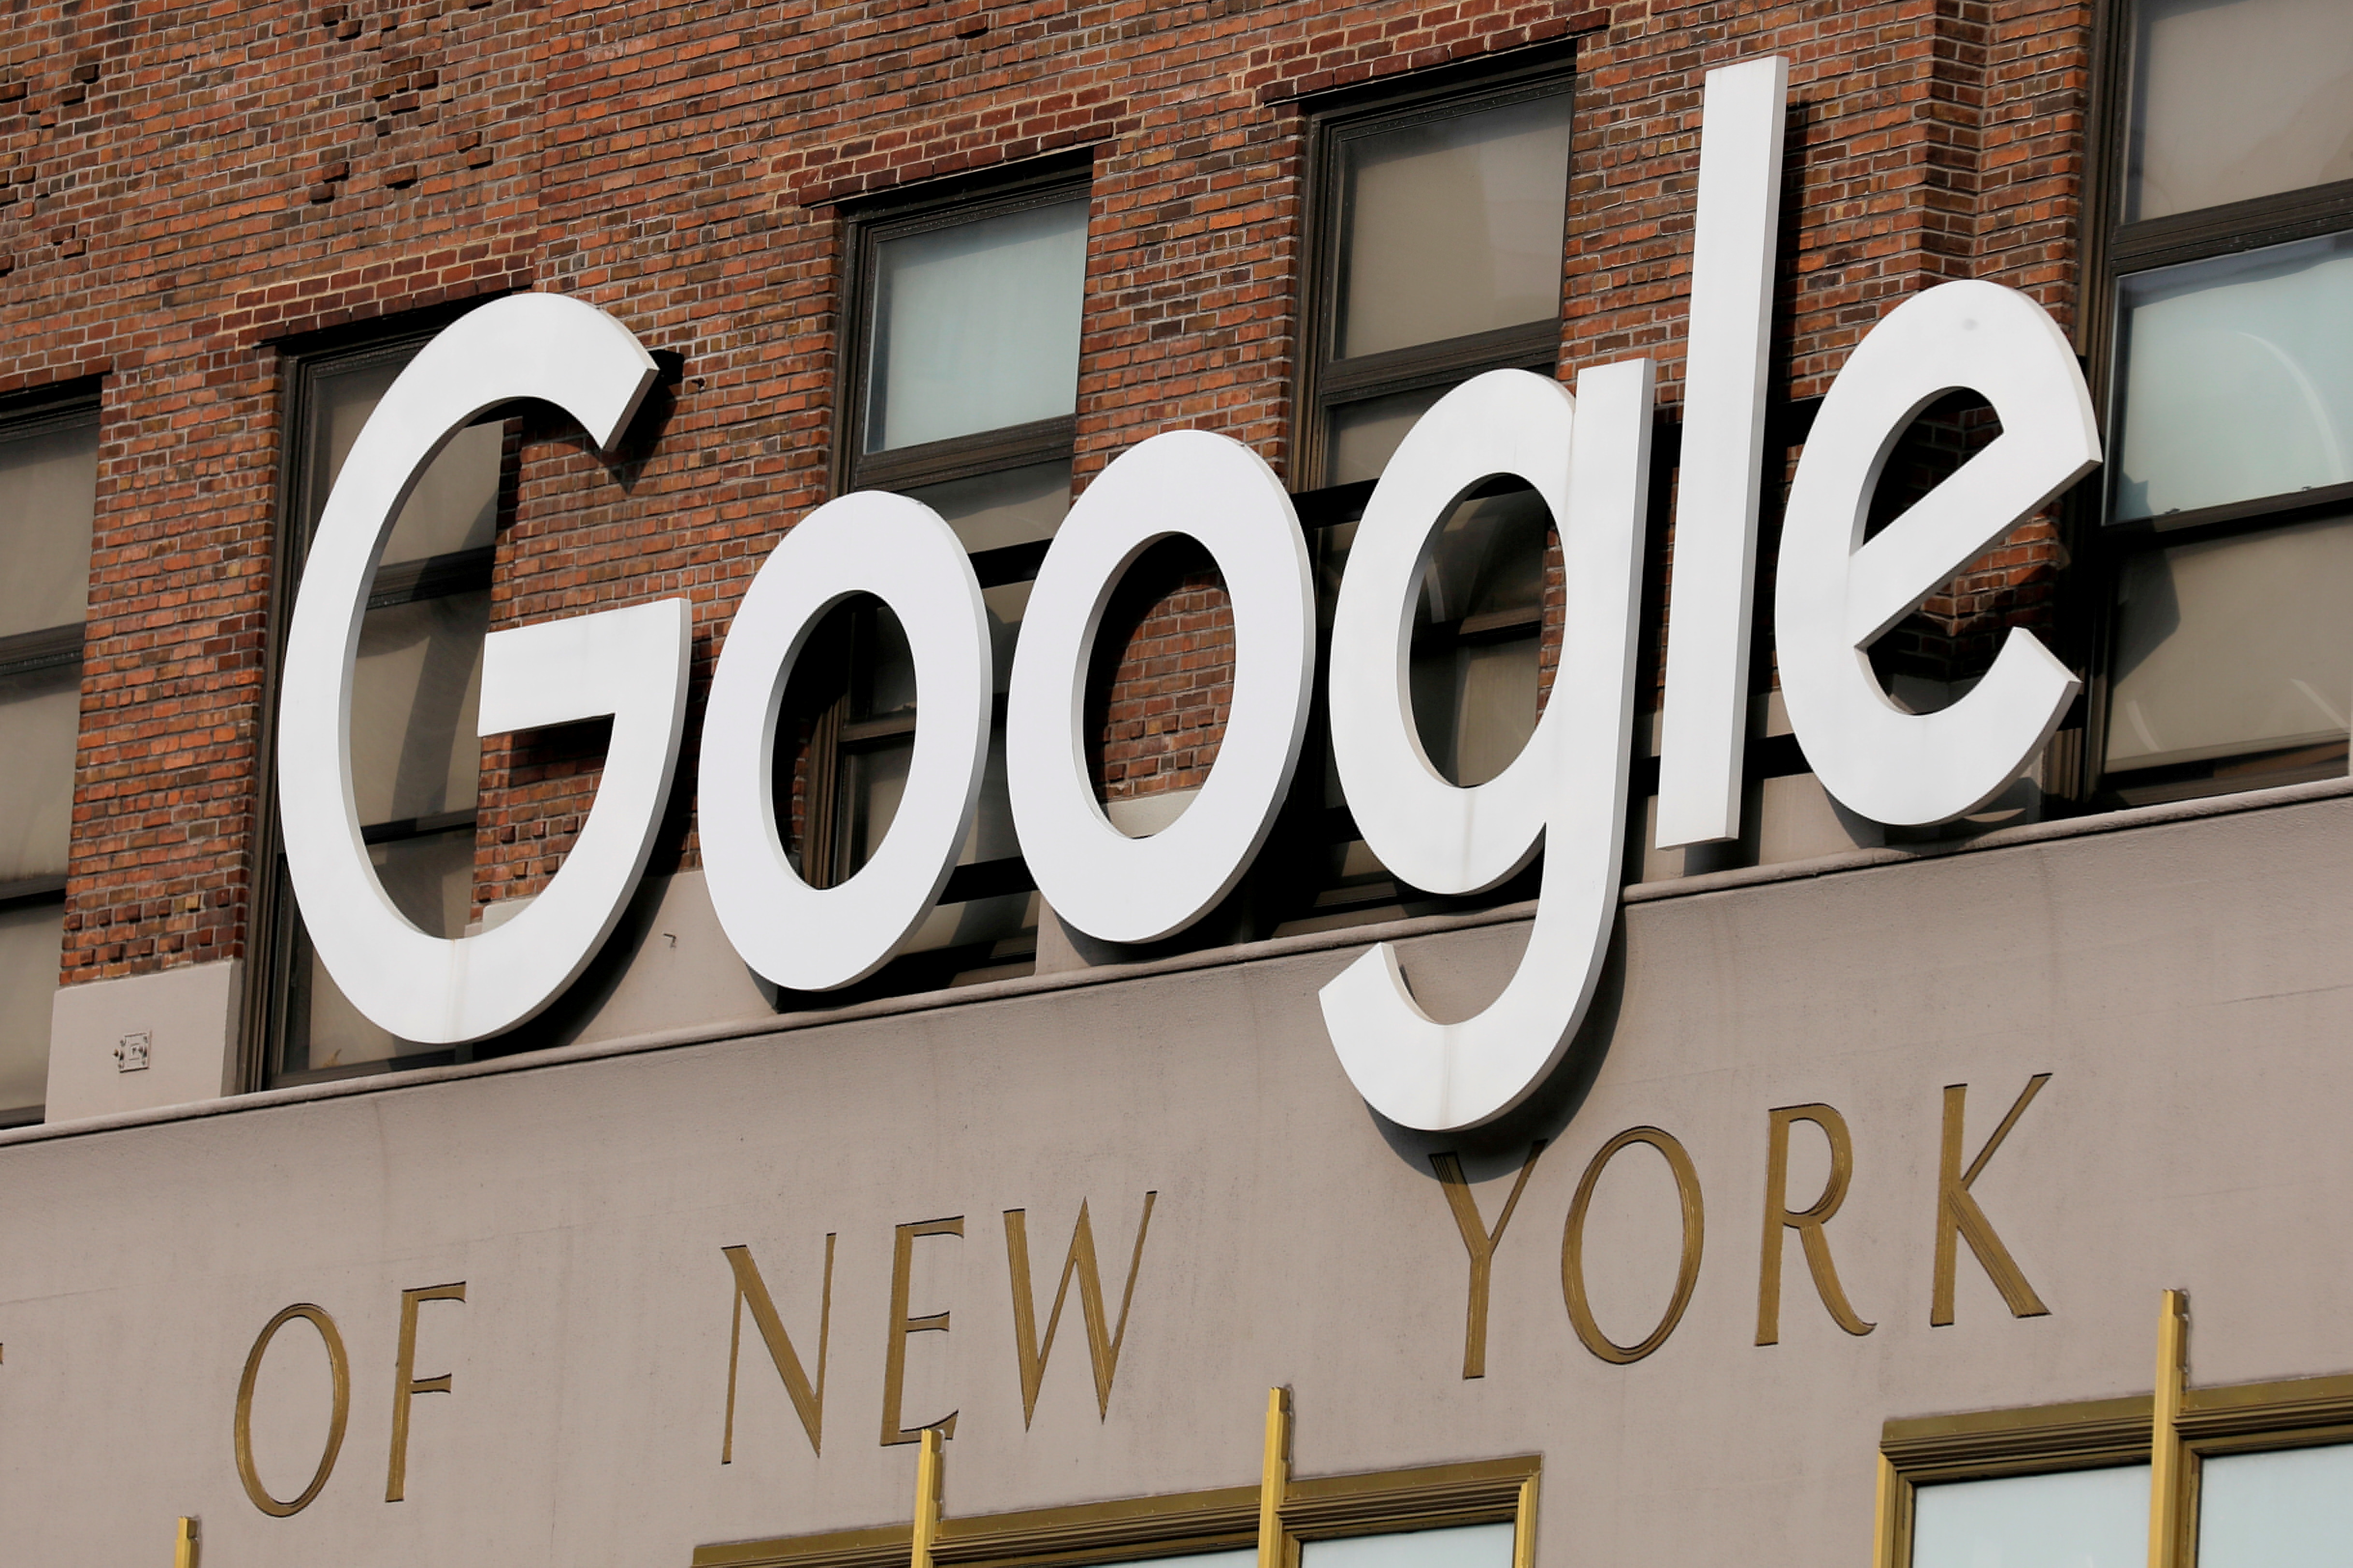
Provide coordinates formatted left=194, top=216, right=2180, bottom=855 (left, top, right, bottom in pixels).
left=2, top=788, right=2349, bottom=1564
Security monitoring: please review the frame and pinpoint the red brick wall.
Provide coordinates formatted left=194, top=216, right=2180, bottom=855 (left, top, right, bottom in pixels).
left=0, top=0, right=2098, bottom=990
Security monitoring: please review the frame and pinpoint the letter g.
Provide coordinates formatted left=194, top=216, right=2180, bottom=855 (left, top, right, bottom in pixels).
left=275, top=294, right=690, bottom=1044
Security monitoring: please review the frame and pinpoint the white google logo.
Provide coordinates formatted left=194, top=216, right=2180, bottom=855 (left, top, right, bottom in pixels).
left=276, top=59, right=2097, bottom=1135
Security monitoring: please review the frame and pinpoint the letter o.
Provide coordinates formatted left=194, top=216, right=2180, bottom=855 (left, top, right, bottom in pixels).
left=234, top=1304, right=352, bottom=1518
left=1561, top=1127, right=1705, bottom=1365
left=701, top=492, right=993, bottom=991
left=1006, top=429, right=1314, bottom=944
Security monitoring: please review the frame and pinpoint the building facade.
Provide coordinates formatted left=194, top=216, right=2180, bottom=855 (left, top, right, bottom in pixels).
left=2, top=0, right=2351, bottom=1561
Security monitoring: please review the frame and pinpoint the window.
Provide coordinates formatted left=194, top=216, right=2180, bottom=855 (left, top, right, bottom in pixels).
left=797, top=161, right=1092, bottom=985
left=1296, top=66, right=1574, bottom=489
left=2091, top=0, right=2353, bottom=803
left=1284, top=60, right=1572, bottom=927
left=1879, top=1357, right=2353, bottom=1567
left=691, top=1448, right=1535, bottom=1568
left=0, top=392, right=99, bottom=1126
left=256, top=328, right=509, bottom=1084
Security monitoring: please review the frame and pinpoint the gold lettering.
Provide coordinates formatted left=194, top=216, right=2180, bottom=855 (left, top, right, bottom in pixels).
left=720, top=1237, right=834, bottom=1461
left=233, top=1303, right=351, bottom=1518
left=385, top=1281, right=466, bottom=1502
left=1561, top=1127, right=1704, bottom=1364
left=1432, top=1141, right=1547, bottom=1378
left=1756, top=1104, right=1874, bottom=1344
left=880, top=1216, right=963, bottom=1447
left=1003, top=1192, right=1157, bottom=1426
left=174, top=1516, right=199, bottom=1568
left=1932, top=1075, right=2052, bottom=1325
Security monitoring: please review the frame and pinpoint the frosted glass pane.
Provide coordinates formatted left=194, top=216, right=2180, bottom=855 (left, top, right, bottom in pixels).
left=0, top=900, right=61, bottom=1116
left=1328, top=384, right=1451, bottom=484
left=905, top=459, right=1072, bottom=553
left=2106, top=513, right=2353, bottom=771
left=2127, top=0, right=2353, bottom=222
left=299, top=827, right=474, bottom=1071
left=1911, top=1465, right=2149, bottom=1568
left=1302, top=1522, right=1514, bottom=1568
left=2112, top=231, right=2353, bottom=521
left=868, top=199, right=1089, bottom=451
left=349, top=590, right=490, bottom=826
left=0, top=662, right=82, bottom=883
left=1338, top=93, right=1570, bottom=358
left=309, top=356, right=502, bottom=564
left=0, top=412, right=98, bottom=638
left=2199, top=1442, right=2353, bottom=1567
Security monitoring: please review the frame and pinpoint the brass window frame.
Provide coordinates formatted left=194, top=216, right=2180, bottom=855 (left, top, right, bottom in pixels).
left=2075, top=0, right=2353, bottom=807
left=692, top=1453, right=1540, bottom=1568
left=1874, top=1373, right=2353, bottom=1568
left=1289, top=48, right=1576, bottom=491
left=245, top=310, right=517, bottom=1091
left=0, top=381, right=104, bottom=1128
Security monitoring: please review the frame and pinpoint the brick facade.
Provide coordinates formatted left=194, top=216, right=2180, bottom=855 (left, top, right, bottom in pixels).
left=0, top=0, right=2096, bottom=991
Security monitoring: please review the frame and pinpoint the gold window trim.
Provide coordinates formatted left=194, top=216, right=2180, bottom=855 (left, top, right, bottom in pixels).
left=1873, top=1299, right=2353, bottom=1568
left=696, top=1392, right=1537, bottom=1568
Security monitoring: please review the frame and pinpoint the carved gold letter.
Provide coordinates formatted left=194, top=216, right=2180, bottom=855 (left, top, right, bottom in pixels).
left=1756, top=1104, right=1874, bottom=1344
left=1933, top=1075, right=2052, bottom=1325
left=1003, top=1192, right=1157, bottom=1426
left=720, top=1237, right=834, bottom=1461
left=881, top=1217, right=963, bottom=1447
left=1432, top=1142, right=1546, bottom=1378
left=385, top=1281, right=466, bottom=1502
left=1562, top=1127, right=1704, bottom=1364
left=233, top=1303, right=351, bottom=1518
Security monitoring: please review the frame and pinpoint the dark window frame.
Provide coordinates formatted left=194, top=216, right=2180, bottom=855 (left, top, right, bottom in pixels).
left=789, top=157, right=1096, bottom=949
left=1271, top=51, right=1578, bottom=927
left=245, top=309, right=517, bottom=1090
left=0, top=380, right=103, bottom=1127
left=2078, top=0, right=2353, bottom=807
left=832, top=152, right=1094, bottom=499
left=1290, top=48, right=1576, bottom=491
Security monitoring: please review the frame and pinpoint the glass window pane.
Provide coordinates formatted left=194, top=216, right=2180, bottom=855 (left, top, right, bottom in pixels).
left=1338, top=93, right=1571, bottom=360
left=297, top=827, right=474, bottom=1073
left=838, top=737, right=912, bottom=874
left=904, top=459, right=1073, bottom=554
left=2106, top=513, right=2353, bottom=772
left=2127, top=0, right=2353, bottom=223
left=2198, top=1441, right=2353, bottom=1567
left=1328, top=384, right=1452, bottom=485
left=0, top=662, right=82, bottom=884
left=349, top=590, right=491, bottom=827
left=308, top=355, right=502, bottom=564
left=2112, top=231, right=2353, bottom=522
left=0, top=899, right=62, bottom=1117
left=1911, top=1465, right=2150, bottom=1568
left=868, top=199, right=1089, bottom=452
left=1301, top=1522, right=1515, bottom=1568
left=1410, top=484, right=1549, bottom=787
left=0, top=411, right=99, bottom=638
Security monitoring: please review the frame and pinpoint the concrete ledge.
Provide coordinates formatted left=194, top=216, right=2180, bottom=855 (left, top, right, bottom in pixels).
left=44, top=958, right=243, bottom=1123
left=12, top=773, right=2351, bottom=1147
